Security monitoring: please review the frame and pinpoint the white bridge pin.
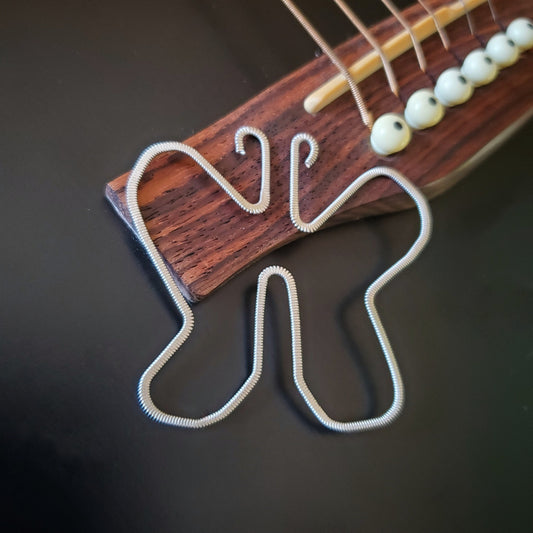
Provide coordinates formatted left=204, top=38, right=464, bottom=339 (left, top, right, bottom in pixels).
left=485, top=32, right=520, bottom=67
left=506, top=18, right=533, bottom=51
left=370, top=114, right=412, bottom=156
left=434, top=67, right=474, bottom=107
left=405, top=89, right=445, bottom=130
left=461, top=49, right=498, bottom=86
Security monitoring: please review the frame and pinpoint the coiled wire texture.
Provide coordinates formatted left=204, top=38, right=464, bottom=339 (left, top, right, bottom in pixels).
left=126, top=128, right=432, bottom=431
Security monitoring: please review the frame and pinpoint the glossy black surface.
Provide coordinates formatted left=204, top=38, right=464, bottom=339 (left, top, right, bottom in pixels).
left=1, top=1, right=532, bottom=531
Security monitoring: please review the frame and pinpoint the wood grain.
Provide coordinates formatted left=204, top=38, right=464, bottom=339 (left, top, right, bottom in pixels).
left=106, top=0, right=533, bottom=302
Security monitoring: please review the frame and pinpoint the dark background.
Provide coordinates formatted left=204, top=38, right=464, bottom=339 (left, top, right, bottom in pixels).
left=1, top=1, right=532, bottom=532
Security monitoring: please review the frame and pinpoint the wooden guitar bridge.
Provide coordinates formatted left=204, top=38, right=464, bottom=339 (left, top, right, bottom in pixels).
left=105, top=0, right=533, bottom=302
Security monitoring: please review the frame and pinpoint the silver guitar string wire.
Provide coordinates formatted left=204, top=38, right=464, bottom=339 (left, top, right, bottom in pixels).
left=288, top=133, right=432, bottom=431
left=126, top=127, right=271, bottom=428
left=332, top=0, right=400, bottom=97
left=126, top=128, right=432, bottom=431
left=281, top=0, right=373, bottom=128
left=381, top=0, right=428, bottom=72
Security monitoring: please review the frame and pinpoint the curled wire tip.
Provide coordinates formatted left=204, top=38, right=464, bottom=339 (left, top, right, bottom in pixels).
left=291, top=133, right=319, bottom=169
left=235, top=125, right=264, bottom=156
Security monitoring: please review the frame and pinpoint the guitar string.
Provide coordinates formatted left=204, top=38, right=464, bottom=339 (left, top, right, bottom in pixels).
left=280, top=0, right=373, bottom=129
left=459, top=0, right=484, bottom=45
left=417, top=0, right=470, bottom=67
left=287, top=133, right=432, bottom=431
left=381, top=0, right=427, bottom=72
left=486, top=0, right=503, bottom=30
left=332, top=0, right=400, bottom=97
left=126, top=130, right=432, bottom=431
left=463, top=0, right=505, bottom=46
left=417, top=0, right=451, bottom=50
left=127, top=127, right=270, bottom=429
